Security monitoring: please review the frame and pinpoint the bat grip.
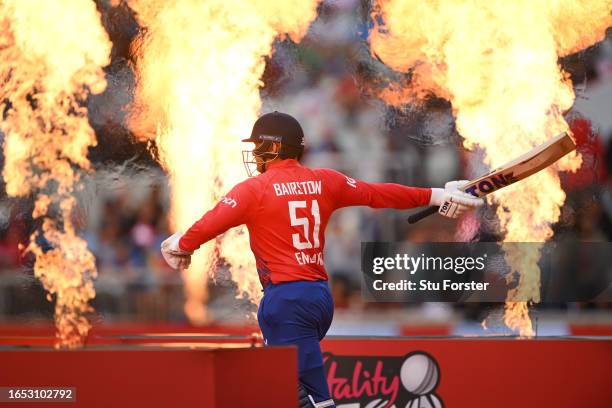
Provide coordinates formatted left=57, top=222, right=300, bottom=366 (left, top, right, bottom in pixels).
left=407, top=206, right=439, bottom=224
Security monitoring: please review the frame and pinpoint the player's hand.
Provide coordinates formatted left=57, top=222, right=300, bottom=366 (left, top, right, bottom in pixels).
left=161, top=231, right=193, bottom=270
left=430, top=180, right=484, bottom=218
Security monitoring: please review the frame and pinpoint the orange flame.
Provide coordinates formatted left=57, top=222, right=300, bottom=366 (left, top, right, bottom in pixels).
left=0, top=0, right=111, bottom=347
left=127, top=0, right=320, bottom=322
left=371, top=0, right=611, bottom=336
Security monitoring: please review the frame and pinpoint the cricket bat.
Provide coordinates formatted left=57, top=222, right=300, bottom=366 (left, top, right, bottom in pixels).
left=407, top=132, right=576, bottom=224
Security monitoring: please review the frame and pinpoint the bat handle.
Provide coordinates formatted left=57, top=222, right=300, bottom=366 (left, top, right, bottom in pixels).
left=407, top=206, right=439, bottom=224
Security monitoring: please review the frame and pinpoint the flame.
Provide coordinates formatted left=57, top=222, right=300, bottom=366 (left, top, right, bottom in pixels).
left=0, top=0, right=111, bottom=347
left=371, top=0, right=611, bottom=336
left=127, top=0, right=320, bottom=322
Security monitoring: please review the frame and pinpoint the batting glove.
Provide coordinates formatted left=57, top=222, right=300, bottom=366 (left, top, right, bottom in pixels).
left=161, top=231, right=192, bottom=270
left=430, top=180, right=484, bottom=219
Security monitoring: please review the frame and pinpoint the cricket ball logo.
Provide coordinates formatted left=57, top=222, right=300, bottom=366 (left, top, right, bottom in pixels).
left=324, top=351, right=444, bottom=408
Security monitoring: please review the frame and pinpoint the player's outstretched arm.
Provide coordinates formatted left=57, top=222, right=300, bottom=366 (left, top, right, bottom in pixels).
left=180, top=181, right=256, bottom=252
left=322, top=169, right=482, bottom=217
left=322, top=168, right=430, bottom=210
left=160, top=181, right=256, bottom=270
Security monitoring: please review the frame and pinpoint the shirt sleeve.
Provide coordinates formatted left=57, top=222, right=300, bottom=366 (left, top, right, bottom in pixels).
left=178, top=180, right=257, bottom=252
left=320, top=169, right=432, bottom=210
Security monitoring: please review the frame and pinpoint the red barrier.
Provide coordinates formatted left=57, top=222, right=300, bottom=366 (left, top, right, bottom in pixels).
left=570, top=324, right=612, bottom=336
left=0, top=346, right=296, bottom=407
left=0, top=323, right=262, bottom=348
left=0, top=322, right=260, bottom=337
left=399, top=324, right=452, bottom=337
left=321, top=337, right=612, bottom=408
left=2, top=323, right=611, bottom=407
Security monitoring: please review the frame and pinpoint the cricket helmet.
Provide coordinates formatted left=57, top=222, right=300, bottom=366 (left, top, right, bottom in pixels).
left=242, top=111, right=305, bottom=176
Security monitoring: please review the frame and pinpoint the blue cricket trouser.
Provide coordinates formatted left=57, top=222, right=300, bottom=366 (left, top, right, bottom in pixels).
left=258, top=280, right=334, bottom=404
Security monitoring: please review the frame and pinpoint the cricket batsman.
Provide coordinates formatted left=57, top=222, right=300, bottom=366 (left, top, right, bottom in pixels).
left=161, top=111, right=483, bottom=407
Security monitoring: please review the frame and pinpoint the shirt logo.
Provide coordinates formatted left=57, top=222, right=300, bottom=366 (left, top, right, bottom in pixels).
left=221, top=196, right=237, bottom=208
left=346, top=176, right=357, bottom=189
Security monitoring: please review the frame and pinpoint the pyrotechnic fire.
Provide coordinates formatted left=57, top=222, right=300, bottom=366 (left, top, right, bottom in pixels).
left=0, top=0, right=111, bottom=347
left=127, top=0, right=320, bottom=322
left=371, top=0, right=611, bottom=336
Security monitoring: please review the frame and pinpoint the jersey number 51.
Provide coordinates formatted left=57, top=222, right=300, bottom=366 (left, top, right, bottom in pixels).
left=289, top=200, right=321, bottom=250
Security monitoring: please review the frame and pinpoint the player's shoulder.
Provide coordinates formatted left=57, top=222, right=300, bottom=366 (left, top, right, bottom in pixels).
left=237, top=170, right=290, bottom=196
left=311, top=167, right=345, bottom=179
left=311, top=167, right=359, bottom=191
left=230, top=176, right=261, bottom=196
left=313, top=167, right=357, bottom=185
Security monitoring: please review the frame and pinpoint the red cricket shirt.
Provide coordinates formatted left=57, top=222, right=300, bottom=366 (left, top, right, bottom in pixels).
left=179, top=159, right=431, bottom=287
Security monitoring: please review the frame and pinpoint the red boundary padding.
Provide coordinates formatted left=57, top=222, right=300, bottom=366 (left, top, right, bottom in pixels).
left=0, top=346, right=296, bottom=408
